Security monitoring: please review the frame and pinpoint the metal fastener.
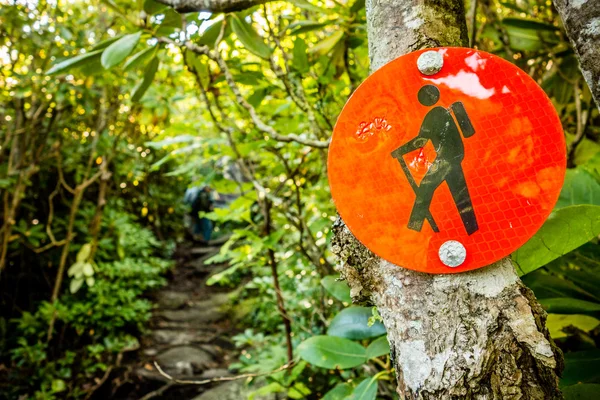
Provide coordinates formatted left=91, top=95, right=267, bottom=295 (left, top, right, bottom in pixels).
left=417, top=51, right=444, bottom=75
left=439, top=240, right=466, bottom=268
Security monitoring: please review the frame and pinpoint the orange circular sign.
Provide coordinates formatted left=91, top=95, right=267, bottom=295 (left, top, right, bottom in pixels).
left=328, top=47, right=566, bottom=274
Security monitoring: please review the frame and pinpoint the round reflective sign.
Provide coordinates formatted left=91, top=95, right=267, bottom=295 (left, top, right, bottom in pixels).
left=328, top=47, right=566, bottom=274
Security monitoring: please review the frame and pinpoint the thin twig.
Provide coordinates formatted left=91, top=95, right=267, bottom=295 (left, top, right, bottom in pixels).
left=153, top=360, right=296, bottom=385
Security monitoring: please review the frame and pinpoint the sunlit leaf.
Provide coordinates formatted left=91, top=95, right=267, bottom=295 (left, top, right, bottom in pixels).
left=322, top=383, right=353, bottom=400
left=132, top=56, right=159, bottom=102
left=556, top=169, right=600, bottom=209
left=546, top=314, right=600, bottom=339
left=101, top=31, right=142, bottom=69
left=230, top=14, right=272, bottom=59
left=46, top=50, right=103, bottom=75
left=512, top=205, right=600, bottom=275
left=298, top=335, right=367, bottom=369
left=309, top=30, right=344, bottom=55
left=124, top=46, right=158, bottom=71
left=348, top=376, right=378, bottom=400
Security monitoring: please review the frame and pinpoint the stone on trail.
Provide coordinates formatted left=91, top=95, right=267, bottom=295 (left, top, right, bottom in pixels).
left=155, top=290, right=189, bottom=309
left=155, top=346, right=216, bottom=376
left=158, top=306, right=226, bottom=324
left=192, top=380, right=275, bottom=400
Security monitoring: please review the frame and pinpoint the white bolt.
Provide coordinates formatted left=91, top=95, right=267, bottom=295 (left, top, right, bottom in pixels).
left=439, top=240, right=466, bottom=268
left=417, top=51, right=444, bottom=75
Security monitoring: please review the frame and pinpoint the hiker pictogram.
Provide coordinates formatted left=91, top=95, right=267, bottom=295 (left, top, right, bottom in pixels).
left=391, top=84, right=479, bottom=235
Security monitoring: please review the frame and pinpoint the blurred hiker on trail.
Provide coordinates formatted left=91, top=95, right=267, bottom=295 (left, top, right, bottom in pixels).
left=184, top=186, right=216, bottom=243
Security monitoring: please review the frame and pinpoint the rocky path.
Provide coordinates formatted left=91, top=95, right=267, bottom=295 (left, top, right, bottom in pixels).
left=112, top=241, right=267, bottom=400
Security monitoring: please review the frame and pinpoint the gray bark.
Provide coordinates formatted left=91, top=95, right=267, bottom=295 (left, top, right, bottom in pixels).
left=553, top=0, right=600, bottom=111
left=331, top=0, right=564, bottom=398
left=155, top=0, right=273, bottom=13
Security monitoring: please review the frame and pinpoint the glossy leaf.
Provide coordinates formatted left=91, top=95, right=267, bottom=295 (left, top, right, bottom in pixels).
left=540, top=298, right=600, bottom=316
left=297, top=335, right=367, bottom=369
left=131, top=56, right=159, bottom=102
left=46, top=49, right=103, bottom=75
left=101, top=31, right=142, bottom=69
left=366, top=335, right=390, bottom=359
left=124, top=46, right=157, bottom=71
left=512, top=205, right=600, bottom=275
left=348, top=376, right=378, bottom=400
left=230, top=15, right=272, bottom=59
left=289, top=20, right=331, bottom=35
left=309, top=30, right=344, bottom=55
left=502, top=18, right=558, bottom=51
left=321, top=275, right=352, bottom=303
left=322, top=383, right=353, bottom=400
left=556, top=169, right=600, bottom=209
left=522, top=270, right=599, bottom=302
left=327, top=306, right=386, bottom=340
left=292, top=38, right=309, bottom=73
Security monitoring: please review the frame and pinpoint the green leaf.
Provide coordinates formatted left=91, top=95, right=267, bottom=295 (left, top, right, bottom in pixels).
left=309, top=30, right=344, bottom=55
left=124, top=46, right=157, bottom=71
left=563, top=384, right=600, bottom=399
left=86, top=277, right=95, bottom=287
left=288, top=20, right=331, bottom=35
left=562, top=350, right=600, bottom=386
left=143, top=0, right=168, bottom=14
left=76, top=243, right=92, bottom=262
left=350, top=0, right=365, bottom=13
left=321, top=275, right=352, bottom=303
left=502, top=18, right=558, bottom=51
left=198, top=18, right=231, bottom=46
left=51, top=379, right=66, bottom=393
left=522, top=270, right=599, bottom=302
left=292, top=38, right=309, bottom=73
left=132, top=56, right=159, bottom=102
left=556, top=169, right=600, bottom=209
left=289, top=0, right=332, bottom=13
left=546, top=314, right=600, bottom=339
left=230, top=15, right=272, bottom=59
left=184, top=50, right=211, bottom=87
left=297, top=335, right=367, bottom=369
left=46, top=49, right=103, bottom=75
left=512, top=205, right=600, bottom=275
left=101, top=31, right=142, bottom=69
left=366, top=335, right=390, bottom=359
left=67, top=262, right=84, bottom=278
left=539, top=298, right=600, bottom=316
left=327, top=306, right=386, bottom=340
left=322, top=383, right=353, bottom=400
left=348, top=376, right=378, bottom=400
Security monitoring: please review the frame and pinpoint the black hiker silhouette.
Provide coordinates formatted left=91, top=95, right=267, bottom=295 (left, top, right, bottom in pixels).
left=391, top=84, right=479, bottom=235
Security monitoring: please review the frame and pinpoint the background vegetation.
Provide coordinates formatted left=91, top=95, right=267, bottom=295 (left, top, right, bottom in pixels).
left=1, top=0, right=599, bottom=398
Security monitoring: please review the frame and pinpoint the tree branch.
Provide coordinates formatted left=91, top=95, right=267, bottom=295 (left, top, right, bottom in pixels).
left=155, top=0, right=275, bottom=13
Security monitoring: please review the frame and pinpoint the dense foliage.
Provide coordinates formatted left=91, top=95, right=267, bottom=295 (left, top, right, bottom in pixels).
left=1, top=0, right=600, bottom=398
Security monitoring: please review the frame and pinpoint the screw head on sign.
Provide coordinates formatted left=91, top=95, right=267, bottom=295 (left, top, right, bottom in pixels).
left=417, top=51, right=443, bottom=75
left=438, top=240, right=466, bottom=268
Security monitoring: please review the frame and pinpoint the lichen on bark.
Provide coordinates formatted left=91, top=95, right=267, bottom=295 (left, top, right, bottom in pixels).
left=332, top=223, right=564, bottom=399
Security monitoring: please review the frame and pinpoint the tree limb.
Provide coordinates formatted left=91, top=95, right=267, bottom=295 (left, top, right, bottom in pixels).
left=155, top=0, right=276, bottom=13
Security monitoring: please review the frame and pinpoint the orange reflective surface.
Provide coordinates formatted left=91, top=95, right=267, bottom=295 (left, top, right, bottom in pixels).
left=328, top=47, right=566, bottom=274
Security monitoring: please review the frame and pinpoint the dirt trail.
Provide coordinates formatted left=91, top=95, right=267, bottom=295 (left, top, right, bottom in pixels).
left=110, top=240, right=262, bottom=400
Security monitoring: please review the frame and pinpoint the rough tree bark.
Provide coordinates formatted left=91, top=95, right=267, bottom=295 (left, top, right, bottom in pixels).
left=553, top=0, right=600, bottom=111
left=155, top=0, right=275, bottom=13
left=330, top=0, right=565, bottom=398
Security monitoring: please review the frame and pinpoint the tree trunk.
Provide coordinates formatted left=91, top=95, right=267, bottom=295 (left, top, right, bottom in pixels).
left=330, top=0, right=564, bottom=398
left=553, top=0, right=600, bottom=111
